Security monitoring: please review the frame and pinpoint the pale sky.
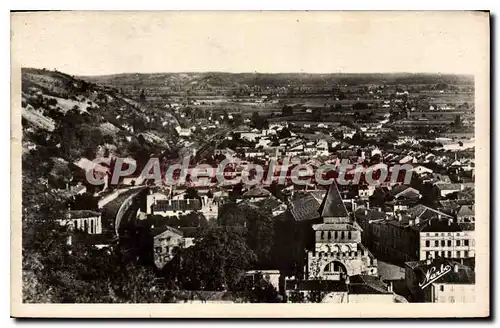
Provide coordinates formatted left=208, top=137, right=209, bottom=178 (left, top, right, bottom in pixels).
left=11, top=11, right=489, bottom=76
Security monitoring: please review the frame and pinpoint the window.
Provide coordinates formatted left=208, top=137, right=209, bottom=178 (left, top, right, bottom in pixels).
left=447, top=251, right=451, bottom=258
left=464, top=239, right=469, bottom=246
left=334, top=231, right=338, bottom=239
left=435, top=240, right=439, bottom=247
left=441, top=240, right=445, bottom=247
left=464, top=251, right=469, bottom=257
left=447, top=240, right=452, bottom=247
left=440, top=285, right=444, bottom=292
left=456, top=240, right=461, bottom=246
left=341, top=231, right=345, bottom=239
left=321, top=231, right=325, bottom=239
left=426, top=240, right=430, bottom=247
left=435, top=233, right=439, bottom=237
left=348, top=231, right=352, bottom=240
left=426, top=251, right=431, bottom=259
left=457, top=251, right=462, bottom=258
left=327, top=231, right=332, bottom=240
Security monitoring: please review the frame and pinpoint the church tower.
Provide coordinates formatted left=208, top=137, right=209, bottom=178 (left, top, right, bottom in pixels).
left=305, top=181, right=378, bottom=280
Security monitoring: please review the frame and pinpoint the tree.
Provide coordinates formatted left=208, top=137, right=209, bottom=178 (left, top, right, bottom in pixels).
left=277, top=127, right=292, bottom=139
left=235, top=272, right=281, bottom=303
left=250, top=112, right=269, bottom=130
left=282, top=105, right=294, bottom=116
left=178, top=226, right=257, bottom=290
left=185, top=187, right=201, bottom=201
left=139, top=89, right=146, bottom=103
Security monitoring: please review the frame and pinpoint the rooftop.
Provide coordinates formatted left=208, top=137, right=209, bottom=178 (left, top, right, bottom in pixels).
left=319, top=181, right=349, bottom=219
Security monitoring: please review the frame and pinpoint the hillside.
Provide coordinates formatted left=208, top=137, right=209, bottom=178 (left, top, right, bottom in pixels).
left=21, top=68, right=183, bottom=225
left=82, top=72, right=474, bottom=93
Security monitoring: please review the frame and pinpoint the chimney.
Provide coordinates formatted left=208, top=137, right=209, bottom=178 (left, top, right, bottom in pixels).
left=454, top=264, right=459, bottom=273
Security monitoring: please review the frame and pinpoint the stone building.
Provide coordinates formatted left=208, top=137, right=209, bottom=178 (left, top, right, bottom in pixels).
left=304, top=182, right=378, bottom=280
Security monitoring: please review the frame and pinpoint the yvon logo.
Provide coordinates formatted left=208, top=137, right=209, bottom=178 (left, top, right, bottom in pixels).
left=419, top=263, right=452, bottom=289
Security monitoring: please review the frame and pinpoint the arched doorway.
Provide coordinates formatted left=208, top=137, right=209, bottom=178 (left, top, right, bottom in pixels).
left=323, top=260, right=348, bottom=280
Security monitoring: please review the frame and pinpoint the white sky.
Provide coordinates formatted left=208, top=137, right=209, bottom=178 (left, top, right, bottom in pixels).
left=11, top=11, right=489, bottom=76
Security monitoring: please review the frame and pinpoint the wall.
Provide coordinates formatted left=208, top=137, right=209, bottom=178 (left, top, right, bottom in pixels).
left=427, top=283, right=475, bottom=303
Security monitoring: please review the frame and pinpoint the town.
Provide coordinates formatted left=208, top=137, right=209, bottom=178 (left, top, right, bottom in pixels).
left=21, top=68, right=475, bottom=304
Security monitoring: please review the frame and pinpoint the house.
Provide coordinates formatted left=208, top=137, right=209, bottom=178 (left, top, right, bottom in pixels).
left=354, top=204, right=468, bottom=264
left=419, top=218, right=475, bottom=260
left=405, top=258, right=475, bottom=303
left=436, top=183, right=469, bottom=197
left=242, top=186, right=272, bottom=201
left=456, top=205, right=475, bottom=223
left=175, top=126, right=192, bottom=137
left=409, top=165, right=433, bottom=176
left=244, top=148, right=265, bottom=158
left=152, top=225, right=185, bottom=269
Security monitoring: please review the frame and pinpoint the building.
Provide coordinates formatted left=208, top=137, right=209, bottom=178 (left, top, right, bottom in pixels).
left=305, top=182, right=378, bottom=280
left=419, top=218, right=475, bottom=260
left=355, top=204, right=475, bottom=265
left=285, top=274, right=396, bottom=303
left=405, top=258, right=475, bottom=303
left=149, top=198, right=202, bottom=216
left=152, top=225, right=186, bottom=269
left=59, top=210, right=103, bottom=235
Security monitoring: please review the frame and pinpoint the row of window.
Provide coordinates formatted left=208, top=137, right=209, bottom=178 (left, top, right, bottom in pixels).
left=426, top=232, right=467, bottom=237
left=425, top=239, right=470, bottom=247
left=320, top=230, right=352, bottom=240
left=426, top=250, right=469, bottom=259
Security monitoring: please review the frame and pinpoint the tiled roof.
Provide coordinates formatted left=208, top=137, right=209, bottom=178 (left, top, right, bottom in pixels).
left=242, top=186, right=271, bottom=198
left=405, top=204, right=452, bottom=220
left=457, top=205, right=474, bottom=217
left=289, top=193, right=322, bottom=222
left=152, top=225, right=184, bottom=238
left=419, top=219, right=462, bottom=233
left=354, top=208, right=386, bottom=222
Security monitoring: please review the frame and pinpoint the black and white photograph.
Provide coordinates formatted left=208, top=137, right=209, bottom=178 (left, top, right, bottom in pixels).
left=10, top=10, right=490, bottom=318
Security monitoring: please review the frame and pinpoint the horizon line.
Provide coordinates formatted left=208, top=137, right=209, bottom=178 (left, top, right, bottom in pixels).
left=21, top=67, right=474, bottom=78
